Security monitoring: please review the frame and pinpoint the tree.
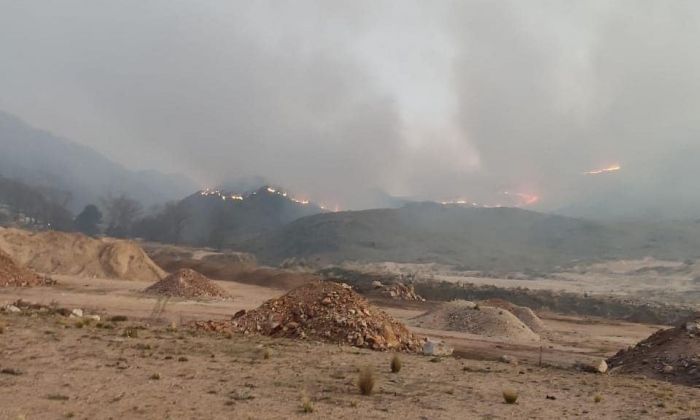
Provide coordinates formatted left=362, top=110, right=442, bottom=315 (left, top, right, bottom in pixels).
left=133, top=201, right=189, bottom=243
left=74, top=204, right=102, bottom=236
left=101, top=194, right=142, bottom=238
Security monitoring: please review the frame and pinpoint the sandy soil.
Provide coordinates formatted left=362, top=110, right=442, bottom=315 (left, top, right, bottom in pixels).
left=1, top=275, right=695, bottom=419
left=2, top=308, right=699, bottom=419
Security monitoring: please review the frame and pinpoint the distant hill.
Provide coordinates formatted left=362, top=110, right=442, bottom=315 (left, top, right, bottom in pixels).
left=240, top=202, right=700, bottom=271
left=172, top=186, right=325, bottom=247
left=0, top=111, right=197, bottom=213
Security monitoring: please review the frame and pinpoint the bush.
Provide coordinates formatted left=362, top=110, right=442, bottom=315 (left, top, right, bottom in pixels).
left=300, top=393, right=314, bottom=413
left=503, top=389, right=518, bottom=404
left=390, top=354, right=402, bottom=373
left=358, top=366, right=375, bottom=396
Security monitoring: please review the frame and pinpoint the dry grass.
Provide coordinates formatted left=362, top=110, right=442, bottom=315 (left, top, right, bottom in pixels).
left=503, top=389, right=518, bottom=404
left=300, top=392, right=314, bottom=413
left=358, top=366, right=375, bottom=396
left=390, top=354, right=402, bottom=373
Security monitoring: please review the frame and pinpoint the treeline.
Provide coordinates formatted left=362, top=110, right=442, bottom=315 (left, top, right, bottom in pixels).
left=0, top=175, right=74, bottom=230
left=0, top=175, right=189, bottom=241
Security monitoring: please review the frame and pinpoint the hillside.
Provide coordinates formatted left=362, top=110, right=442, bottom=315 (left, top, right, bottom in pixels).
left=0, top=111, right=197, bottom=212
left=174, top=186, right=324, bottom=247
left=240, top=202, right=700, bottom=271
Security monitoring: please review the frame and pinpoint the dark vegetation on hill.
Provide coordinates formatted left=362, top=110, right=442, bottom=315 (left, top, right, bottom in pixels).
left=240, top=202, right=700, bottom=271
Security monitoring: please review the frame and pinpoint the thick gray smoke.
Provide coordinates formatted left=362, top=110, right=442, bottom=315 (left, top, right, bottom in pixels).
left=1, top=1, right=699, bottom=215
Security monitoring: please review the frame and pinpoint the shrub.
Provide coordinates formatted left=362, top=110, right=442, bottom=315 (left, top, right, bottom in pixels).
left=358, top=366, right=375, bottom=396
left=390, top=354, right=402, bottom=373
left=594, top=395, right=602, bottom=403
left=109, top=315, right=128, bottom=322
left=503, top=389, right=518, bottom=404
left=300, top=393, right=314, bottom=413
left=149, top=372, right=161, bottom=380
left=122, top=326, right=138, bottom=338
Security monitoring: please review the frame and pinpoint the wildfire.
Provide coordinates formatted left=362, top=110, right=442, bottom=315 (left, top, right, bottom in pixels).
left=199, top=186, right=323, bottom=209
left=441, top=191, right=539, bottom=208
left=584, top=164, right=621, bottom=175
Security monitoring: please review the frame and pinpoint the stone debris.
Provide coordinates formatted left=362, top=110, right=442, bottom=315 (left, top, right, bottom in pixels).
left=575, top=359, right=608, bottom=374
left=193, top=280, right=423, bottom=352
left=0, top=248, right=54, bottom=287
left=2, top=304, right=21, bottom=313
left=144, top=269, right=231, bottom=299
left=422, top=339, right=454, bottom=357
left=608, top=316, right=700, bottom=386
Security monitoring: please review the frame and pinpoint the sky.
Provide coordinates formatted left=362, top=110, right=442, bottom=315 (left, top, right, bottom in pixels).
left=1, top=1, right=699, bottom=211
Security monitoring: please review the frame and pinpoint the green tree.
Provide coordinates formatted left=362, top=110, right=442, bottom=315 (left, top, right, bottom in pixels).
left=74, top=204, right=102, bottom=236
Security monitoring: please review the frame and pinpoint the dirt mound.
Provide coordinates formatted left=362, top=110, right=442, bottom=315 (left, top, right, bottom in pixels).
left=145, top=244, right=257, bottom=279
left=0, top=249, right=53, bottom=287
left=0, top=228, right=165, bottom=281
left=414, top=300, right=540, bottom=341
left=194, top=280, right=423, bottom=352
left=480, top=299, right=546, bottom=333
left=145, top=269, right=231, bottom=299
left=608, top=318, right=700, bottom=386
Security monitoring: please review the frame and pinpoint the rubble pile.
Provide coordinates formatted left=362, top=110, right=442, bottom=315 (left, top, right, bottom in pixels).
left=144, top=269, right=231, bottom=299
left=0, top=249, right=54, bottom=287
left=194, top=280, right=423, bottom=352
left=374, top=281, right=425, bottom=301
left=608, top=318, right=700, bottom=386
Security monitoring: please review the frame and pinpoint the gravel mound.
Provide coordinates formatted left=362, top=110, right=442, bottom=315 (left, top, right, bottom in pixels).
left=608, top=318, right=700, bottom=386
left=0, top=227, right=165, bottom=281
left=414, top=300, right=540, bottom=341
left=480, top=299, right=547, bottom=333
left=0, top=249, right=54, bottom=287
left=194, top=280, right=423, bottom=352
left=145, top=269, right=230, bottom=299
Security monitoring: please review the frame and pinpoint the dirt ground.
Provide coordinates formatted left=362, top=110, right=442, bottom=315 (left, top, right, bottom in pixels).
left=2, top=275, right=697, bottom=419
left=2, top=307, right=699, bottom=420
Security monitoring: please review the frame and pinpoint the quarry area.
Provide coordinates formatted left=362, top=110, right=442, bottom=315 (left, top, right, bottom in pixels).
left=0, top=228, right=699, bottom=419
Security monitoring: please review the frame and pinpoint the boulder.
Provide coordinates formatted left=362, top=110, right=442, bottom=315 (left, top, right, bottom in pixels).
left=422, top=339, right=454, bottom=357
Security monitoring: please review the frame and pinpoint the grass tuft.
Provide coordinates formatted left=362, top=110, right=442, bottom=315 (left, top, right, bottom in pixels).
left=300, top=392, right=314, bottom=413
left=390, top=354, right=402, bottom=373
left=358, top=366, right=375, bottom=396
left=503, top=389, right=518, bottom=404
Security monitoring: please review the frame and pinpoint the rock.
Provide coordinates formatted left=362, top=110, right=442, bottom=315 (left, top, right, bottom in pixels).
left=683, top=321, right=700, bottom=333
left=71, top=308, right=84, bottom=317
left=85, top=314, right=101, bottom=322
left=575, top=359, right=608, bottom=374
left=3, top=304, right=21, bottom=313
left=422, top=339, right=454, bottom=357
left=321, top=297, right=333, bottom=306
left=500, top=355, right=519, bottom=365
left=662, top=365, right=675, bottom=374
left=372, top=280, right=383, bottom=289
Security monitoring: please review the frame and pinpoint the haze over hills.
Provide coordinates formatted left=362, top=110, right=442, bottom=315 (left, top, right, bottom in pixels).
left=0, top=111, right=197, bottom=213
left=240, top=202, right=700, bottom=271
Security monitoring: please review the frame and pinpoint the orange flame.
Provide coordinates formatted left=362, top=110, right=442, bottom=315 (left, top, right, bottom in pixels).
left=584, top=164, right=621, bottom=175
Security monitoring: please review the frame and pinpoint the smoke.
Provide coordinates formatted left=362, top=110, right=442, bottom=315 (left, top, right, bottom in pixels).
left=1, top=1, right=699, bottom=214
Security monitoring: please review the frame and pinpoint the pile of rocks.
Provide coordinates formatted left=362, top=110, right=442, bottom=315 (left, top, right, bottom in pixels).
left=608, top=317, right=700, bottom=386
left=194, top=280, right=423, bottom=352
left=0, top=249, right=54, bottom=287
left=373, top=281, right=425, bottom=301
left=144, top=269, right=230, bottom=299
